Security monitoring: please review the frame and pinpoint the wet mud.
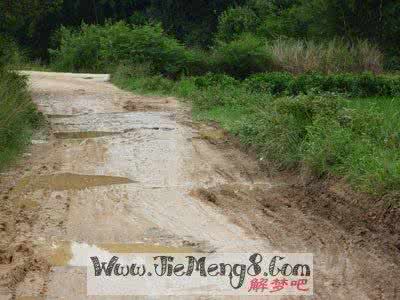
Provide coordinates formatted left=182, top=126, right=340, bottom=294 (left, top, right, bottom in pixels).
left=53, top=131, right=118, bottom=139
left=15, top=173, right=135, bottom=192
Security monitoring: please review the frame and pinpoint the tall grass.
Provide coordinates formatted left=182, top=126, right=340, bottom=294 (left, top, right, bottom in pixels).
left=0, top=69, right=41, bottom=170
left=269, top=38, right=383, bottom=74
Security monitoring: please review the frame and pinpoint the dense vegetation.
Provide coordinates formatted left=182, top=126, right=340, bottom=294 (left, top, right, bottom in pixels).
left=1, top=0, right=399, bottom=197
left=1, top=0, right=400, bottom=68
left=0, top=68, right=42, bottom=170
left=0, top=37, right=42, bottom=170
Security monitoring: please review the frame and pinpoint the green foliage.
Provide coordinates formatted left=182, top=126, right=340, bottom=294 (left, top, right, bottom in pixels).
left=196, top=89, right=400, bottom=195
left=143, top=0, right=246, bottom=46
left=1, top=0, right=400, bottom=68
left=183, top=48, right=211, bottom=76
left=0, top=35, right=26, bottom=68
left=244, top=72, right=292, bottom=94
left=0, top=70, right=42, bottom=170
left=193, top=73, right=240, bottom=89
left=111, top=63, right=175, bottom=95
left=212, top=34, right=274, bottom=79
left=101, top=22, right=189, bottom=77
left=301, top=116, right=353, bottom=175
left=245, top=72, right=400, bottom=97
left=0, top=0, right=63, bottom=58
left=50, top=24, right=103, bottom=72
left=50, top=22, right=195, bottom=77
left=216, top=6, right=259, bottom=42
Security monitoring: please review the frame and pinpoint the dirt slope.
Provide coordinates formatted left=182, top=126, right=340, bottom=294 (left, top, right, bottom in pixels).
left=0, top=71, right=398, bottom=299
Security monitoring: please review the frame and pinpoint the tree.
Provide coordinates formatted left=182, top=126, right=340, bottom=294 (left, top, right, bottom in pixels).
left=0, top=0, right=63, bottom=58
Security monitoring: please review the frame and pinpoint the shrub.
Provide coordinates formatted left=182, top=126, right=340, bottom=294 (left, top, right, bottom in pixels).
left=193, top=73, right=240, bottom=89
left=139, top=75, right=176, bottom=94
left=0, top=35, right=26, bottom=68
left=245, top=72, right=400, bottom=97
left=173, top=77, right=198, bottom=99
left=212, top=33, right=274, bottom=79
left=99, top=22, right=188, bottom=77
left=191, top=84, right=252, bottom=110
left=50, top=22, right=196, bottom=77
left=184, top=48, right=210, bottom=76
left=50, top=25, right=103, bottom=72
left=216, top=7, right=260, bottom=42
left=244, top=72, right=293, bottom=94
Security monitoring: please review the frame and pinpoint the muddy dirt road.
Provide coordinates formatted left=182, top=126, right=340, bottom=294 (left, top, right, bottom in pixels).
left=0, top=71, right=399, bottom=299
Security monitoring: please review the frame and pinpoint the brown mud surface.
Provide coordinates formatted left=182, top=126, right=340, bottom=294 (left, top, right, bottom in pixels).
left=0, top=71, right=398, bottom=299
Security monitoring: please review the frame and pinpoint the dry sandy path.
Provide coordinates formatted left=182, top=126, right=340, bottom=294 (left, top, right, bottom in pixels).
left=0, top=71, right=398, bottom=299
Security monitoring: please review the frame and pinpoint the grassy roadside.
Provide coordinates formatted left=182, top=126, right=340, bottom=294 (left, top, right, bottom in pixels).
left=0, top=69, right=42, bottom=170
left=112, top=70, right=400, bottom=198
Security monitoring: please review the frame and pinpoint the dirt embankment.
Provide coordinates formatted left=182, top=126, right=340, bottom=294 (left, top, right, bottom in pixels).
left=196, top=122, right=400, bottom=250
left=190, top=123, right=400, bottom=299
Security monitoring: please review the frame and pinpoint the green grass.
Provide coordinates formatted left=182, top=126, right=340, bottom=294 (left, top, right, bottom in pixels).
left=0, top=69, right=42, bottom=170
left=112, top=70, right=400, bottom=198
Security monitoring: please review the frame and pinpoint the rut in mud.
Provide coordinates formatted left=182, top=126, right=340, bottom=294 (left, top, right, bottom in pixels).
left=0, top=71, right=399, bottom=299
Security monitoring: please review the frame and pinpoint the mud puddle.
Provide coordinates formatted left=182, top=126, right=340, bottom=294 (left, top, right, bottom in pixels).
left=46, top=242, right=194, bottom=267
left=47, top=114, right=80, bottom=119
left=54, top=128, right=174, bottom=139
left=54, top=131, right=118, bottom=139
left=15, top=173, right=135, bottom=192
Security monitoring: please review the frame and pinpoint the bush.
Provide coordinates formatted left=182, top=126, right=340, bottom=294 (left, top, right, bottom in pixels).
left=50, top=24, right=103, bottom=72
left=50, top=22, right=198, bottom=77
left=193, top=73, right=240, bottom=89
left=216, top=7, right=260, bottom=42
left=245, top=72, right=400, bottom=97
left=100, top=22, right=188, bottom=77
left=244, top=72, right=293, bottom=94
left=139, top=75, right=176, bottom=94
left=191, top=83, right=253, bottom=111
left=212, top=33, right=274, bottom=79
left=0, top=70, right=42, bottom=169
left=184, top=48, right=210, bottom=76
left=0, top=35, right=26, bottom=68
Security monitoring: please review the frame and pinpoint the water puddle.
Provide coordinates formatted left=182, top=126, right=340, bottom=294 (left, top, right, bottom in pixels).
left=46, top=242, right=194, bottom=267
left=54, top=131, right=118, bottom=139
left=15, top=173, right=135, bottom=192
left=47, top=114, right=78, bottom=118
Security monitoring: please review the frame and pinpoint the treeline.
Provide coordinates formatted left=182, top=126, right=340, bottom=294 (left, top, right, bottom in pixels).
left=1, top=0, right=400, bottom=68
